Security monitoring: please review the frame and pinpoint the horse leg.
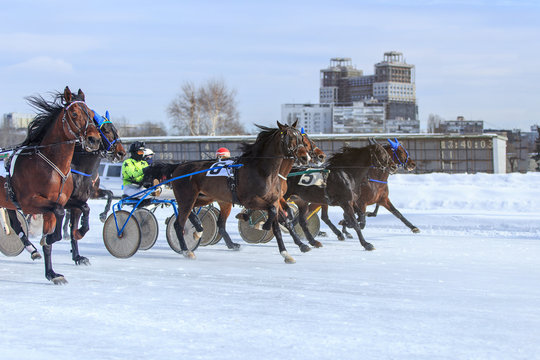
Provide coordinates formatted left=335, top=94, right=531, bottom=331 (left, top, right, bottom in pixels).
left=342, top=203, right=375, bottom=251
left=262, top=205, right=277, bottom=231
left=188, top=210, right=204, bottom=241
left=279, top=209, right=311, bottom=253
left=216, top=202, right=240, bottom=250
left=98, top=189, right=113, bottom=223
left=296, top=204, right=323, bottom=248
left=271, top=217, right=295, bottom=264
left=366, top=204, right=380, bottom=217
left=319, top=205, right=346, bottom=241
left=69, top=208, right=90, bottom=265
left=380, top=199, right=420, bottom=233
left=6, top=209, right=41, bottom=260
left=40, top=212, right=67, bottom=284
left=173, top=197, right=198, bottom=259
left=62, top=209, right=71, bottom=239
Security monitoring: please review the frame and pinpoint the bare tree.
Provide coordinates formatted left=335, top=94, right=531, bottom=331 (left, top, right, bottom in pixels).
left=114, top=116, right=167, bottom=137
left=167, top=79, right=245, bottom=135
left=427, top=113, right=444, bottom=133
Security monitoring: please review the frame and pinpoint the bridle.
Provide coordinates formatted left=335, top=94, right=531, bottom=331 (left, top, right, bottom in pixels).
left=63, top=101, right=93, bottom=148
left=93, top=111, right=121, bottom=153
left=387, top=138, right=410, bottom=167
left=280, top=127, right=306, bottom=160
left=370, top=143, right=397, bottom=174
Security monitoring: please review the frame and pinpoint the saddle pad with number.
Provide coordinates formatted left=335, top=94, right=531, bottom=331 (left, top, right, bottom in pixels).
left=206, top=160, right=236, bottom=177
left=298, top=170, right=327, bottom=187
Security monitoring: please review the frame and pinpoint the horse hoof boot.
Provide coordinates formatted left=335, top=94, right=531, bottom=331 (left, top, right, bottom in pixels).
left=46, top=271, right=67, bottom=285
left=193, top=231, right=203, bottom=241
left=182, top=251, right=196, bottom=260
left=31, top=251, right=42, bottom=261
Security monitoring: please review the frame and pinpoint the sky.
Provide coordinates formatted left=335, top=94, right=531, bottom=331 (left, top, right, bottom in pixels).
left=0, top=0, right=539, bottom=133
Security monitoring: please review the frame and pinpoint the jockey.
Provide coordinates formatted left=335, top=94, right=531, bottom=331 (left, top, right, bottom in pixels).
left=122, top=141, right=149, bottom=197
left=216, top=147, right=231, bottom=160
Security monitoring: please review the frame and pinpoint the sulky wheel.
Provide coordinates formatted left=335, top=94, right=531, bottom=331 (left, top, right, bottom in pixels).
left=0, top=209, right=27, bottom=257
left=197, top=207, right=219, bottom=247
left=208, top=205, right=223, bottom=245
left=294, top=211, right=321, bottom=239
left=166, top=213, right=201, bottom=254
left=237, top=209, right=271, bottom=244
left=103, top=210, right=141, bottom=258
left=133, top=208, right=159, bottom=250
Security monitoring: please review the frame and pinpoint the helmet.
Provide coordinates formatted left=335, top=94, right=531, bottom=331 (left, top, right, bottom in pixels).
left=216, top=147, right=230, bottom=159
left=129, top=141, right=145, bottom=160
left=143, top=148, right=154, bottom=164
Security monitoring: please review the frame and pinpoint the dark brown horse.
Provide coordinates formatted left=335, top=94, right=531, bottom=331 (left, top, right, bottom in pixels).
left=335, top=138, right=419, bottom=237
left=0, top=87, right=101, bottom=284
left=152, top=122, right=310, bottom=263
left=284, top=142, right=395, bottom=251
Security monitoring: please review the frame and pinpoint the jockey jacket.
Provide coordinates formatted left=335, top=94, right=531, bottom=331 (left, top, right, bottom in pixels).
left=122, top=158, right=149, bottom=186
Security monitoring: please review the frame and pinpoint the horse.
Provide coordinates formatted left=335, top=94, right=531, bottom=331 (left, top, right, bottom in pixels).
left=45, top=111, right=125, bottom=265
left=0, top=87, right=101, bottom=284
left=146, top=122, right=310, bottom=263
left=284, top=141, right=395, bottom=251
left=333, top=138, right=418, bottom=238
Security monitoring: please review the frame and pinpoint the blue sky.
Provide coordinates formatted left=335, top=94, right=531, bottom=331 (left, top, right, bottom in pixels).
left=1, top=0, right=539, bottom=133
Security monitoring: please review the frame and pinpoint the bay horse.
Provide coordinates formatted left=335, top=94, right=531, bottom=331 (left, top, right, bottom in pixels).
left=45, top=110, right=125, bottom=265
left=150, top=122, right=310, bottom=263
left=335, top=138, right=419, bottom=238
left=0, top=87, right=101, bottom=284
left=284, top=141, right=395, bottom=251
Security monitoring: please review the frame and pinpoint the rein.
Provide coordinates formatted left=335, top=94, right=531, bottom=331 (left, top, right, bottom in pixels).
left=36, top=150, right=71, bottom=203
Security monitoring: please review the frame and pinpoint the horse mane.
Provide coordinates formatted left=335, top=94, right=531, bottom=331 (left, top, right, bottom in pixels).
left=22, top=91, right=87, bottom=147
left=239, top=124, right=279, bottom=158
left=326, top=145, right=372, bottom=168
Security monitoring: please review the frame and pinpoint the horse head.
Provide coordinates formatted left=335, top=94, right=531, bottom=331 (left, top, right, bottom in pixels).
left=63, top=87, right=100, bottom=152
left=300, top=127, right=326, bottom=164
left=387, top=138, right=416, bottom=172
left=368, top=138, right=397, bottom=173
left=93, top=110, right=126, bottom=162
left=277, top=120, right=311, bottom=165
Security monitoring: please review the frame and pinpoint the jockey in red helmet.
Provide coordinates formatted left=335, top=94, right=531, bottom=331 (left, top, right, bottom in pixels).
left=216, top=147, right=231, bottom=160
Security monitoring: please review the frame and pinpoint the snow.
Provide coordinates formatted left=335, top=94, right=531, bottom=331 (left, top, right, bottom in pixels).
left=1, top=172, right=540, bottom=360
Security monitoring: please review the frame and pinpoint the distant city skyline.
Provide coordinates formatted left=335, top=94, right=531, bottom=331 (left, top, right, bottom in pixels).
left=1, top=0, right=539, bottom=133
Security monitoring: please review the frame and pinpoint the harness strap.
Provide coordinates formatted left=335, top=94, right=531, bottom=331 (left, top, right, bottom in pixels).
left=278, top=174, right=287, bottom=181
left=71, top=169, right=92, bottom=177
left=37, top=150, right=70, bottom=203
left=369, top=178, right=388, bottom=184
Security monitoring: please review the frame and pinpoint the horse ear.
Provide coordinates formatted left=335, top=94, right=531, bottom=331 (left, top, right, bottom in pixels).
left=276, top=121, right=286, bottom=130
left=105, top=110, right=110, bottom=120
left=368, top=137, right=376, bottom=145
left=291, top=119, right=298, bottom=128
left=64, top=86, right=72, bottom=104
left=77, top=89, right=85, bottom=101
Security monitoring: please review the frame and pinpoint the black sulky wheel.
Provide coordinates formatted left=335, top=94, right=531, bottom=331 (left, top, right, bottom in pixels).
left=237, top=209, right=271, bottom=244
left=166, top=214, right=201, bottom=254
left=294, top=211, right=321, bottom=239
left=197, top=207, right=219, bottom=247
left=133, top=208, right=159, bottom=250
left=0, top=209, right=26, bottom=257
left=103, top=210, right=141, bottom=258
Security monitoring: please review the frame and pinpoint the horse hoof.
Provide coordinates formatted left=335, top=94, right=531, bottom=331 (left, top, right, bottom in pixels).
left=346, top=234, right=353, bottom=239
left=364, top=243, right=375, bottom=251
left=228, top=243, right=241, bottom=251
left=74, top=256, right=91, bottom=266
left=182, top=251, right=196, bottom=260
left=281, top=251, right=296, bottom=264
left=310, top=241, right=323, bottom=248
left=235, top=213, right=249, bottom=221
left=300, top=245, right=311, bottom=253
left=262, top=222, right=272, bottom=231
left=412, top=228, right=420, bottom=233
left=51, top=276, right=68, bottom=285
left=193, top=231, right=203, bottom=241
left=254, top=221, right=265, bottom=230
left=99, top=214, right=107, bottom=223
left=31, top=251, right=42, bottom=261
left=337, top=234, right=345, bottom=241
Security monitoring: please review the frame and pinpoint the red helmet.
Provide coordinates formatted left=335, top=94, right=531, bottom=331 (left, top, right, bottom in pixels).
left=216, top=147, right=230, bottom=159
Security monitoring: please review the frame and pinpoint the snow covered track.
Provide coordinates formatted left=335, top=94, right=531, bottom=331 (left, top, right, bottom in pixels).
left=1, top=173, right=540, bottom=359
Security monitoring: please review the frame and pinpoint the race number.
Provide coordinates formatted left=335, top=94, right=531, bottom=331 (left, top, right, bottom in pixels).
left=298, top=171, right=326, bottom=187
left=207, top=160, right=235, bottom=177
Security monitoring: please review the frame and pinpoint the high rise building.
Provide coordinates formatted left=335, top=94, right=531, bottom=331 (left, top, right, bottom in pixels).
left=319, top=52, right=419, bottom=133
